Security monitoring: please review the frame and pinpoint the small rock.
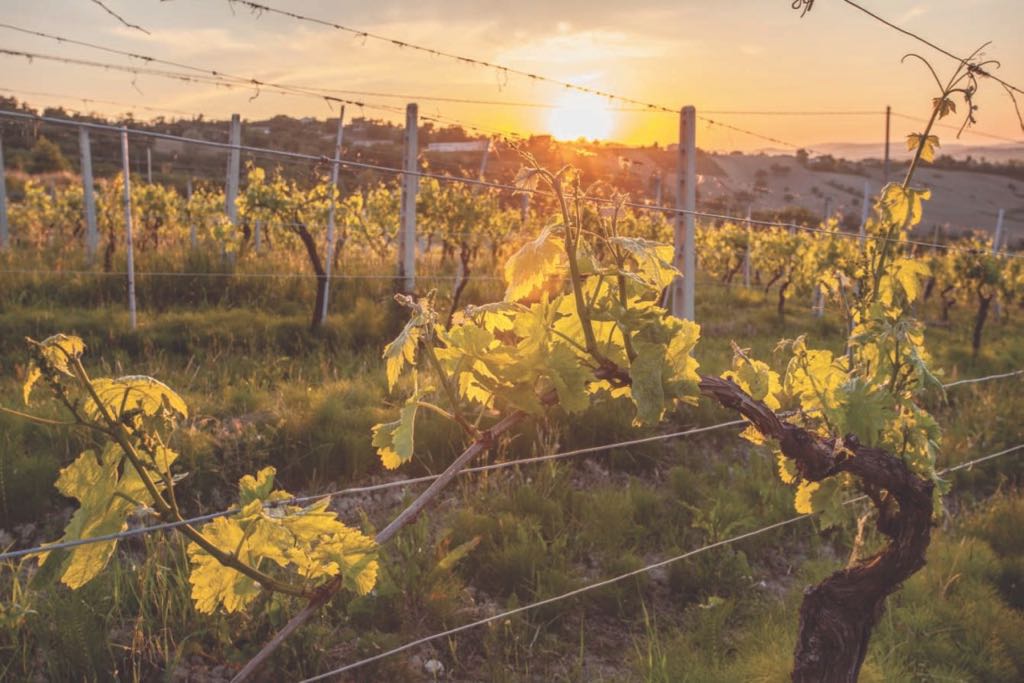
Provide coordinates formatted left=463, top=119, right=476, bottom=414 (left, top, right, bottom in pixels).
left=424, top=658, right=445, bottom=677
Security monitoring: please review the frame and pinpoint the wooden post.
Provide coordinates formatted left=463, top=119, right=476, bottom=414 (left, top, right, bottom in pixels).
left=399, top=103, right=418, bottom=293
left=883, top=105, right=891, bottom=184
left=0, top=135, right=8, bottom=251
left=79, top=127, right=99, bottom=260
left=146, top=146, right=153, bottom=184
left=320, top=107, right=346, bottom=326
left=120, top=128, right=137, bottom=330
left=670, top=106, right=697, bottom=320
left=226, top=113, right=241, bottom=225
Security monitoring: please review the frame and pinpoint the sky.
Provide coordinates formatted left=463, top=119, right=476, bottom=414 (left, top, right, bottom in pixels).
left=1, top=0, right=1022, bottom=152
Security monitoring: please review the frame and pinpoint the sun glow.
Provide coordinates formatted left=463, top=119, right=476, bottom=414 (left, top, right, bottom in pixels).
left=547, top=91, right=615, bottom=141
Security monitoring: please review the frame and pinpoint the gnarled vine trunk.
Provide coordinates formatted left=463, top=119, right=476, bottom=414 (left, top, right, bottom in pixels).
left=972, top=288, right=993, bottom=357
left=699, top=376, right=934, bottom=683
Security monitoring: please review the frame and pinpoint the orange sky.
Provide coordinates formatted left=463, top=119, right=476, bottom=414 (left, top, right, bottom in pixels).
left=1, top=0, right=1022, bottom=152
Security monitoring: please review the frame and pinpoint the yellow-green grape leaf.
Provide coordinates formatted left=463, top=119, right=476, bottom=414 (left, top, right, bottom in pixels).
left=793, top=478, right=845, bottom=528
left=187, top=517, right=265, bottom=614
left=776, top=452, right=797, bottom=484
left=723, top=353, right=781, bottom=410
left=876, top=184, right=931, bottom=231
left=664, top=318, right=701, bottom=387
left=382, top=317, right=421, bottom=392
left=85, top=376, right=188, bottom=421
left=23, top=334, right=86, bottom=405
left=503, top=227, right=564, bottom=302
left=906, top=133, right=940, bottom=163
left=891, top=257, right=931, bottom=304
left=609, top=237, right=679, bottom=290
left=239, top=467, right=277, bottom=505
left=932, top=97, right=956, bottom=118
left=371, top=399, right=418, bottom=469
left=40, top=443, right=174, bottom=589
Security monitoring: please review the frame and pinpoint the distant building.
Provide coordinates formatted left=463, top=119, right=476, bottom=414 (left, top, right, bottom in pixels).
left=351, top=139, right=396, bottom=149
left=426, top=140, right=489, bottom=153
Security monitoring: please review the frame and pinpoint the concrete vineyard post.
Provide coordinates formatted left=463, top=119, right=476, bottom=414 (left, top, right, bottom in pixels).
left=146, top=146, right=153, bottom=184
left=226, top=113, right=241, bottom=225
left=743, top=206, right=752, bottom=288
left=993, top=208, right=1005, bottom=317
left=120, top=128, right=137, bottom=330
left=79, top=127, right=99, bottom=260
left=993, top=208, right=1004, bottom=252
left=477, top=138, right=491, bottom=180
left=884, top=105, right=891, bottom=184
left=0, top=135, right=8, bottom=251
left=670, top=105, right=696, bottom=320
left=399, top=103, right=418, bottom=293
left=320, top=107, right=346, bottom=327
left=186, top=178, right=197, bottom=249
left=859, top=180, right=870, bottom=247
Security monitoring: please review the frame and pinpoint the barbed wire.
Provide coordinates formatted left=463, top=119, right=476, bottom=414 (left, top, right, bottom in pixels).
left=1, top=369, right=1020, bottom=564
left=298, top=441, right=1024, bottom=680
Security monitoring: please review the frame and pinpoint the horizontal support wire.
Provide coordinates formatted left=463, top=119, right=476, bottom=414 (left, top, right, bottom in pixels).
left=299, top=441, right=1024, bottom=681
left=1, top=369, right=1019, bottom=563
left=0, top=109, right=1017, bottom=260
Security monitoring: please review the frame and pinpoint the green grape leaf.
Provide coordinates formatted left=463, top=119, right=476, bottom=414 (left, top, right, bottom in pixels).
left=629, top=341, right=666, bottom=425
left=503, top=227, right=564, bottom=302
left=371, top=398, right=419, bottom=469
left=547, top=342, right=591, bottom=414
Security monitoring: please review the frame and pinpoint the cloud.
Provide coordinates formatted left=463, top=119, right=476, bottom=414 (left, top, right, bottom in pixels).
left=897, top=5, right=928, bottom=23
left=109, top=26, right=256, bottom=54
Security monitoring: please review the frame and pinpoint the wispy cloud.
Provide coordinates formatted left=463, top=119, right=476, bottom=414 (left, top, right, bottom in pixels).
left=897, top=4, right=928, bottom=23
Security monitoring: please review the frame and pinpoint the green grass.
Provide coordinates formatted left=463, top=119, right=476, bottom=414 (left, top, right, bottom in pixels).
left=0, top=260, right=1022, bottom=681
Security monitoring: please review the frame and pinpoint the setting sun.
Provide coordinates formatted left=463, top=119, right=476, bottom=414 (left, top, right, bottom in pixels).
left=547, top=91, right=615, bottom=141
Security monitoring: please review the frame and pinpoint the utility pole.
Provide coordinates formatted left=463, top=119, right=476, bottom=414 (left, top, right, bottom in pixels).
left=80, top=127, right=98, bottom=260
left=398, top=103, right=418, bottom=293
left=670, top=106, right=696, bottom=320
